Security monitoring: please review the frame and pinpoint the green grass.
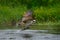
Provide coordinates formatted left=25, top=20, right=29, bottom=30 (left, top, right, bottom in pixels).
left=30, top=22, right=60, bottom=34
left=33, top=4, right=60, bottom=22
left=0, top=1, right=60, bottom=34
left=0, top=3, right=60, bottom=23
left=0, top=5, right=27, bottom=24
left=0, top=22, right=60, bottom=34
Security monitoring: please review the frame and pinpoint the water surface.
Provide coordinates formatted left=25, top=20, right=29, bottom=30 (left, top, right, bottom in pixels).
left=0, top=29, right=59, bottom=40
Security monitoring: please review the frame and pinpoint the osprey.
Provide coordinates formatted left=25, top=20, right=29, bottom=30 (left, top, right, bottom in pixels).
left=16, top=10, right=36, bottom=30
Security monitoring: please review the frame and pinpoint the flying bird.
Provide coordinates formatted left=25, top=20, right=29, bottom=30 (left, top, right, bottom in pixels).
left=16, top=10, right=36, bottom=30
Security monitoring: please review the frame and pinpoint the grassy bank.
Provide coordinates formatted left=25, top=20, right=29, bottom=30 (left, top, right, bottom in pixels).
left=0, top=4, right=60, bottom=23
left=0, top=0, right=60, bottom=34
left=0, top=4, right=60, bottom=34
left=0, top=0, right=60, bottom=23
left=0, top=21, right=60, bottom=34
left=30, top=22, right=60, bottom=34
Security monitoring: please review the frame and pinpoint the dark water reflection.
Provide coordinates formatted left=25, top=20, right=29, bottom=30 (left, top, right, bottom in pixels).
left=0, top=30, right=60, bottom=40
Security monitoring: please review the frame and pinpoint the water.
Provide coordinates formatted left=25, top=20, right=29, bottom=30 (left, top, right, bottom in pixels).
left=0, top=29, right=59, bottom=40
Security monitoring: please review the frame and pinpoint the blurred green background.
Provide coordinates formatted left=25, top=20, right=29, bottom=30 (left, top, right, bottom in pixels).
left=0, top=0, right=60, bottom=34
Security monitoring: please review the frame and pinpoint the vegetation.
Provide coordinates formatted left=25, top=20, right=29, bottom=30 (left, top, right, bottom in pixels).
left=0, top=0, right=60, bottom=34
